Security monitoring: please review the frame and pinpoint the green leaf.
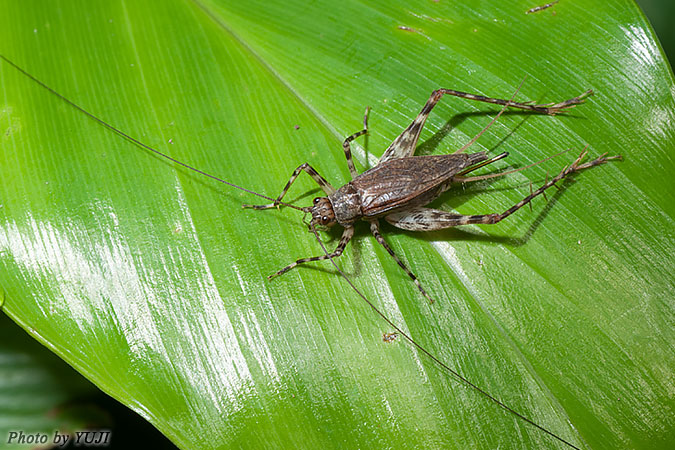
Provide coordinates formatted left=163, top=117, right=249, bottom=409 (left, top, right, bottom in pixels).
left=1, top=0, right=673, bottom=449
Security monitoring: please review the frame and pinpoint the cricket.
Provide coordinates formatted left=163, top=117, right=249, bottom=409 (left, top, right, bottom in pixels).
left=1, top=54, right=619, bottom=450
left=243, top=84, right=619, bottom=304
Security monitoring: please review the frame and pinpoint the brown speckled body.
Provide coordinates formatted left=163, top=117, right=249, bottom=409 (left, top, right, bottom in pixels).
left=328, top=153, right=488, bottom=226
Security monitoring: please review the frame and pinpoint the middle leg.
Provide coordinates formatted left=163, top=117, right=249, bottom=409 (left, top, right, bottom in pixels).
left=369, top=219, right=435, bottom=303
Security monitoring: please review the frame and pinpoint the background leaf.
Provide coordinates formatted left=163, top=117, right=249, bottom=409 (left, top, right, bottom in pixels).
left=0, top=310, right=101, bottom=450
left=637, top=0, right=675, bottom=63
left=1, top=0, right=673, bottom=449
left=0, top=309, right=177, bottom=449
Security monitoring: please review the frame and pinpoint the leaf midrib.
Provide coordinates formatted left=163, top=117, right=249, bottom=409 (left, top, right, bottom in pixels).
left=185, top=0, right=590, bottom=444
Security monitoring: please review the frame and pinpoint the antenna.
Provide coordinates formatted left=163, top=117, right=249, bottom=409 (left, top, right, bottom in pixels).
left=1, top=54, right=581, bottom=450
left=0, top=55, right=303, bottom=212
left=310, top=226, right=581, bottom=450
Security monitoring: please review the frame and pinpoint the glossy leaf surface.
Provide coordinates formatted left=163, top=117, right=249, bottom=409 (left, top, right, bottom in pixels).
left=0, top=0, right=673, bottom=449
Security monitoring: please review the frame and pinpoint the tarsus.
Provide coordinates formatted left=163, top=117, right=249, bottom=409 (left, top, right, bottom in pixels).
left=1, top=54, right=581, bottom=450
left=0, top=54, right=303, bottom=211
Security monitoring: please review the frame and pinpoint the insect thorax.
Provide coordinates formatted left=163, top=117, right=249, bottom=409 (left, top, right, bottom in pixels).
left=328, top=183, right=362, bottom=226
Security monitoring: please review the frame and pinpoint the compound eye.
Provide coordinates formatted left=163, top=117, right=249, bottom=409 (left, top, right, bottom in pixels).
left=313, top=197, right=320, bottom=204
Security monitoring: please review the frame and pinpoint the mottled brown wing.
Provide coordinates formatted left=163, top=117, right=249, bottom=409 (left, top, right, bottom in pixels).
left=352, top=152, right=487, bottom=217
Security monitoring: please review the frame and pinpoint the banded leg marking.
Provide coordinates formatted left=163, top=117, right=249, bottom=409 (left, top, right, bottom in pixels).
left=434, top=88, right=593, bottom=116
left=342, top=107, right=370, bottom=179
left=369, top=220, right=435, bottom=303
left=483, top=152, right=620, bottom=225
left=385, top=207, right=480, bottom=231
left=269, top=226, right=354, bottom=279
left=379, top=88, right=593, bottom=164
left=386, top=152, right=620, bottom=230
left=243, top=162, right=335, bottom=209
left=379, top=90, right=445, bottom=164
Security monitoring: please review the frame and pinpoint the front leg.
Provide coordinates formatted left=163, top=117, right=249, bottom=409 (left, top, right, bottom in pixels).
left=243, top=162, right=336, bottom=209
left=269, top=226, right=354, bottom=278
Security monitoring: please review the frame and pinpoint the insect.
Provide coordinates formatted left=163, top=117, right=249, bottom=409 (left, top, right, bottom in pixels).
left=526, top=0, right=560, bottom=14
left=382, top=331, right=399, bottom=343
left=243, top=86, right=620, bottom=303
left=1, top=54, right=616, bottom=450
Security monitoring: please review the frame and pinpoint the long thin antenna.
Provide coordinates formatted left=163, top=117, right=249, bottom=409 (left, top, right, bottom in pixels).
left=3, top=54, right=581, bottom=450
left=309, top=226, right=581, bottom=450
left=0, top=54, right=304, bottom=212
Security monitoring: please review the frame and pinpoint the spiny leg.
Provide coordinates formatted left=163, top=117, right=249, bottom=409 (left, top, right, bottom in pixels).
left=378, top=88, right=592, bottom=164
left=242, top=162, right=335, bottom=209
left=342, top=107, right=370, bottom=178
left=386, top=152, right=620, bottom=230
left=481, top=152, right=621, bottom=225
left=269, top=226, right=354, bottom=279
left=435, top=88, right=592, bottom=115
left=369, top=219, right=435, bottom=303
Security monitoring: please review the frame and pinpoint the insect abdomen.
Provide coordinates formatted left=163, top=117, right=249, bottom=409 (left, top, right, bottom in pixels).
left=354, top=153, right=488, bottom=217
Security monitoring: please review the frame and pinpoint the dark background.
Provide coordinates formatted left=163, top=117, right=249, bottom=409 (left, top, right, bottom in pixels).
left=636, top=0, right=675, bottom=66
